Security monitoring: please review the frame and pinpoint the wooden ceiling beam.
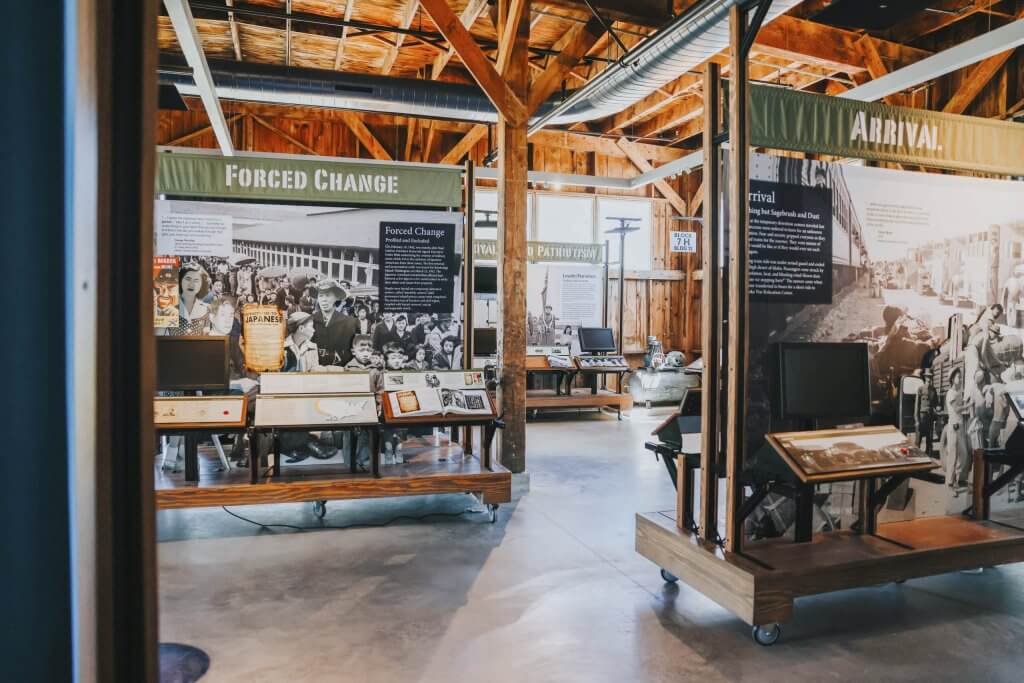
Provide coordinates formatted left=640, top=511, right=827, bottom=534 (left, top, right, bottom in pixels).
left=226, top=0, right=242, bottom=60
left=495, top=0, right=527, bottom=75
left=338, top=110, right=393, bottom=160
left=440, top=123, right=488, bottom=164
left=431, top=0, right=489, bottom=80
left=536, top=0, right=669, bottom=29
left=885, top=0, right=1003, bottom=43
left=855, top=35, right=905, bottom=107
left=527, top=16, right=604, bottom=114
left=167, top=113, right=244, bottom=146
left=251, top=113, right=317, bottom=154
left=942, top=48, right=1016, bottom=114
left=419, top=0, right=527, bottom=124
left=333, top=0, right=356, bottom=70
left=381, top=0, right=420, bottom=75
left=616, top=138, right=688, bottom=215
left=754, top=16, right=929, bottom=73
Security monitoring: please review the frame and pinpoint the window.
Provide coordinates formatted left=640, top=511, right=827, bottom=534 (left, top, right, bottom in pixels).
left=473, top=190, right=532, bottom=242
left=536, top=194, right=593, bottom=244
left=599, top=198, right=652, bottom=271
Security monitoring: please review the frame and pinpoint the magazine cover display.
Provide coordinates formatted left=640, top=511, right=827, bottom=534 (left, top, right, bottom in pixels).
left=383, top=370, right=492, bottom=419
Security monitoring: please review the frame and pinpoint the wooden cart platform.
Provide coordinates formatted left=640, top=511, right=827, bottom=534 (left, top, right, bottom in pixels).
left=636, top=510, right=1024, bottom=626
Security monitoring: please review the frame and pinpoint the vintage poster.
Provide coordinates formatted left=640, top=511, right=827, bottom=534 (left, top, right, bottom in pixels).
left=241, top=304, right=285, bottom=372
left=525, top=264, right=603, bottom=354
left=153, top=256, right=180, bottom=328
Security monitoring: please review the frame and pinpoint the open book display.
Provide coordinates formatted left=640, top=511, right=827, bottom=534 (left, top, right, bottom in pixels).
left=254, top=370, right=377, bottom=428
left=575, top=355, right=628, bottom=369
left=383, top=369, right=495, bottom=421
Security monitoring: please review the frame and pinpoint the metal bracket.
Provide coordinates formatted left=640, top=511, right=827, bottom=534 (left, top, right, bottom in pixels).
left=581, top=0, right=636, bottom=68
left=739, top=0, right=774, bottom=60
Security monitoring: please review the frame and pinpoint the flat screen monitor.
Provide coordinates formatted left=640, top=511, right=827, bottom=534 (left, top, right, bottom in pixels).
left=578, top=327, right=617, bottom=353
left=1008, top=391, right=1024, bottom=422
left=156, top=336, right=230, bottom=392
left=772, top=342, right=870, bottom=420
left=473, top=327, right=498, bottom=356
left=474, top=266, right=497, bottom=298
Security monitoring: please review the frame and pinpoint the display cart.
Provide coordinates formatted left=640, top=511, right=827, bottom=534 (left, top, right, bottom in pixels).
left=634, top=3, right=1024, bottom=646
left=525, top=352, right=633, bottom=419
left=154, top=395, right=249, bottom=483
left=381, top=388, right=505, bottom=522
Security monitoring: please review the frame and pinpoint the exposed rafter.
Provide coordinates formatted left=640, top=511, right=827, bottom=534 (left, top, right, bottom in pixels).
left=431, top=0, right=488, bottom=80
left=333, top=0, right=356, bottom=70
left=338, top=111, right=393, bottom=160
left=419, top=0, right=527, bottom=124
left=381, top=0, right=420, bottom=75
left=527, top=17, right=604, bottom=115
left=164, top=0, right=235, bottom=155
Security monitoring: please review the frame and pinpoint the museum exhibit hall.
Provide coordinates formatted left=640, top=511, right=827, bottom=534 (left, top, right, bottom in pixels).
left=8, top=0, right=1024, bottom=681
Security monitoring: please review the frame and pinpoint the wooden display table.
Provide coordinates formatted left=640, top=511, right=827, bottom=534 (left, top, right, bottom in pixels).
left=525, top=354, right=632, bottom=419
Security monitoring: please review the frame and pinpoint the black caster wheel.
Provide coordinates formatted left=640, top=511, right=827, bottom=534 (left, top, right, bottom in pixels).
left=751, top=624, right=781, bottom=646
left=487, top=504, right=498, bottom=524
left=312, top=500, right=327, bottom=519
left=660, top=568, right=679, bottom=584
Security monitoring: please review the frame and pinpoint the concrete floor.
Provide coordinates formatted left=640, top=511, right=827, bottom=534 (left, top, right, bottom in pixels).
left=158, top=409, right=1024, bottom=682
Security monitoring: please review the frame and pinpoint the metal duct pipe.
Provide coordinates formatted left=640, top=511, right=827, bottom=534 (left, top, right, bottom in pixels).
left=163, top=0, right=801, bottom=128
left=529, top=0, right=801, bottom=133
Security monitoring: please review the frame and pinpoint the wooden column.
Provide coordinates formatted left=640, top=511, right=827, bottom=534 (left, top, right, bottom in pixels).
left=696, top=62, right=722, bottom=541
left=496, top=0, right=530, bottom=473
left=724, top=4, right=750, bottom=554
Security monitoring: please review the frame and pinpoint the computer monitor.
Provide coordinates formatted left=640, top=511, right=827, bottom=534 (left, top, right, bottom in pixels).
left=578, top=327, right=617, bottom=353
left=474, top=265, right=497, bottom=300
left=772, top=342, right=870, bottom=420
left=473, top=327, right=498, bottom=356
left=156, top=336, right=230, bottom=392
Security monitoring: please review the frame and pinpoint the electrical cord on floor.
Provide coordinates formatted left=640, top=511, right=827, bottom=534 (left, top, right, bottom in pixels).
left=220, top=504, right=486, bottom=532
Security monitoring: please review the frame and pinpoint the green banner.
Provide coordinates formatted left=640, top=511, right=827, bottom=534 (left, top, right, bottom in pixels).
left=474, top=240, right=604, bottom=264
left=750, top=86, right=1024, bottom=176
left=156, top=153, right=463, bottom=208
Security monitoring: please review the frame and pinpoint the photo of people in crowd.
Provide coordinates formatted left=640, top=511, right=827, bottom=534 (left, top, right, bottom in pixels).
left=155, top=202, right=465, bottom=377
left=743, top=153, right=1024, bottom=531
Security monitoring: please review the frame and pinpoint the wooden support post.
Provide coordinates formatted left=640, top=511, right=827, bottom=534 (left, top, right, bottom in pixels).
left=496, top=0, right=530, bottom=474
left=724, top=4, right=750, bottom=554
left=697, top=62, right=721, bottom=541
left=973, top=450, right=990, bottom=521
left=463, top=161, right=476, bottom=456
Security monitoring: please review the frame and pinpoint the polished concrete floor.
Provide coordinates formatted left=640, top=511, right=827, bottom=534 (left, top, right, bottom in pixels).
left=158, top=408, right=1024, bottom=682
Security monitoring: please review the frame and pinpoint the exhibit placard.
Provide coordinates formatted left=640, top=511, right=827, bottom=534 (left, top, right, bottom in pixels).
left=379, top=221, right=457, bottom=315
left=259, top=371, right=372, bottom=395
left=153, top=256, right=180, bottom=328
left=670, top=231, right=697, bottom=253
left=382, top=370, right=486, bottom=391
left=253, top=394, right=378, bottom=427
left=749, top=85, right=1024, bottom=175
left=156, top=153, right=463, bottom=208
left=749, top=181, right=832, bottom=303
left=154, top=396, right=247, bottom=427
left=156, top=208, right=232, bottom=257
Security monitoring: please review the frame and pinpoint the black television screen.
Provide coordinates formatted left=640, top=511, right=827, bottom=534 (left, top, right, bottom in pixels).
left=156, top=336, right=230, bottom=392
left=473, top=327, right=498, bottom=356
left=772, top=342, right=870, bottom=419
left=579, top=327, right=617, bottom=353
left=474, top=266, right=497, bottom=296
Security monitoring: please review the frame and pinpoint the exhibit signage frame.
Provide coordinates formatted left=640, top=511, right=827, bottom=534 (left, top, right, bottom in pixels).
left=749, top=85, right=1024, bottom=176
left=156, top=148, right=464, bottom=209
